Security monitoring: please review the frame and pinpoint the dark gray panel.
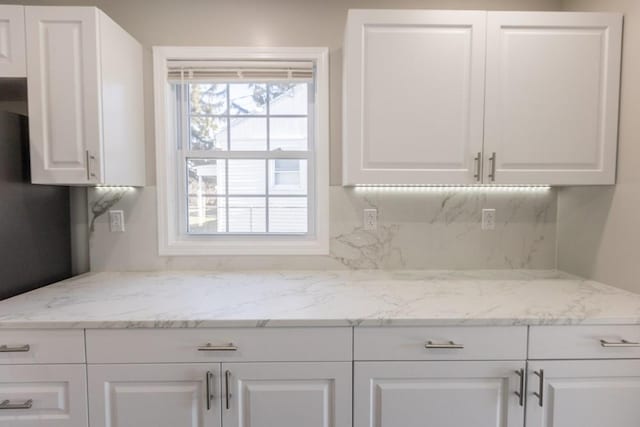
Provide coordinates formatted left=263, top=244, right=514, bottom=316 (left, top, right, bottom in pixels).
left=0, top=112, right=72, bottom=300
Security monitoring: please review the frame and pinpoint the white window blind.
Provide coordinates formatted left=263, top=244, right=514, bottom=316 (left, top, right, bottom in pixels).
left=167, top=60, right=314, bottom=82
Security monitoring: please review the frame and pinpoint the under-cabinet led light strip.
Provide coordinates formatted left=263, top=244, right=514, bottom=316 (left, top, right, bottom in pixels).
left=352, top=185, right=552, bottom=192
left=94, top=186, right=137, bottom=191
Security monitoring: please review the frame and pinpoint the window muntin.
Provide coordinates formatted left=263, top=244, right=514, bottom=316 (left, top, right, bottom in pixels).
left=176, top=81, right=313, bottom=236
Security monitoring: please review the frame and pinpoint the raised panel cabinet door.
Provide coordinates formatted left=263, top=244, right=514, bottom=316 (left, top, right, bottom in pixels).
left=25, top=6, right=103, bottom=185
left=222, top=362, right=352, bottom=427
left=484, top=12, right=623, bottom=185
left=0, top=5, right=26, bottom=77
left=88, top=364, right=221, bottom=427
left=526, top=360, right=640, bottom=427
left=0, top=364, right=88, bottom=427
left=343, top=10, right=487, bottom=185
left=354, top=361, right=525, bottom=427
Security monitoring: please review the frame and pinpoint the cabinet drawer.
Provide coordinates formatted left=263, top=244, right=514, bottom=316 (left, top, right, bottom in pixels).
left=0, top=364, right=88, bottom=427
left=354, top=326, right=527, bottom=360
left=86, top=327, right=352, bottom=363
left=0, top=329, right=85, bottom=364
left=529, top=325, right=640, bottom=359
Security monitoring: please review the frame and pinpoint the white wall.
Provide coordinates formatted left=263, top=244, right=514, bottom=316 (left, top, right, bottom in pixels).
left=1, top=0, right=565, bottom=271
left=557, top=0, right=640, bottom=292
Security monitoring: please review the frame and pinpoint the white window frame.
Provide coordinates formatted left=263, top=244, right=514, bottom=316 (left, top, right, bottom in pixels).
left=153, top=46, right=329, bottom=255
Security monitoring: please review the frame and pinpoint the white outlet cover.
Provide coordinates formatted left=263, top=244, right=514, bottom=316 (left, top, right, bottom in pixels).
left=363, top=208, right=377, bottom=231
left=109, top=210, right=125, bottom=232
left=482, top=208, right=496, bottom=231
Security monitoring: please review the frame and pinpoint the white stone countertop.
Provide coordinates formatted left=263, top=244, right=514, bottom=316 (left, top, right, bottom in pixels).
left=1, top=270, right=640, bottom=329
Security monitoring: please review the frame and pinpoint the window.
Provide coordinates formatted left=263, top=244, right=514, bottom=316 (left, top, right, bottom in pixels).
left=153, top=47, right=329, bottom=255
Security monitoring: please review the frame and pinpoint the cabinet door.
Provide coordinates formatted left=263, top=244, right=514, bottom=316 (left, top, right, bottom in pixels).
left=0, top=364, right=87, bottom=427
left=354, top=361, right=525, bottom=427
left=222, top=362, right=351, bottom=427
left=484, top=12, right=623, bottom=185
left=343, top=10, right=487, bottom=185
left=527, top=360, right=640, bottom=427
left=0, top=5, right=26, bottom=77
left=88, top=364, right=220, bottom=427
left=25, top=6, right=103, bottom=185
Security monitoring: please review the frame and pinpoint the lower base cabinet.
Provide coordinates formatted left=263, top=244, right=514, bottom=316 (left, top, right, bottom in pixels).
left=88, top=364, right=221, bottom=427
left=88, top=362, right=351, bottom=427
left=0, top=364, right=88, bottom=427
left=526, top=360, right=640, bottom=427
left=354, top=361, right=525, bottom=427
left=223, top=362, right=352, bottom=427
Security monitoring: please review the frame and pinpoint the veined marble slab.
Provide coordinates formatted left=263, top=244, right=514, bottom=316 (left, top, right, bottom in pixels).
left=1, top=270, right=639, bottom=329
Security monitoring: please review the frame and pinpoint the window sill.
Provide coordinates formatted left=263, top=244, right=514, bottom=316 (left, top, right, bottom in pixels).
left=159, top=235, right=329, bottom=256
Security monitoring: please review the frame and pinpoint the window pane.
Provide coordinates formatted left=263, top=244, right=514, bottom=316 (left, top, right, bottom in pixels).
left=230, top=83, right=267, bottom=115
left=269, top=83, right=308, bottom=115
left=229, top=197, right=265, bottom=232
left=228, top=160, right=266, bottom=195
left=190, top=84, right=227, bottom=115
left=188, top=197, right=226, bottom=234
left=270, top=117, right=308, bottom=151
left=269, top=197, right=308, bottom=233
left=190, top=116, right=227, bottom=151
left=229, top=117, right=267, bottom=151
left=269, top=159, right=307, bottom=195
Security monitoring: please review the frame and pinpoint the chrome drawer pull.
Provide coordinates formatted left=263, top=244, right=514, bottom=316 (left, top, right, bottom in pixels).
left=600, top=339, right=640, bottom=348
left=514, top=369, right=525, bottom=407
left=0, top=399, right=33, bottom=410
left=425, top=341, right=464, bottom=349
left=533, top=370, right=544, bottom=407
left=198, top=343, right=238, bottom=352
left=0, top=344, right=30, bottom=353
left=205, top=371, right=214, bottom=411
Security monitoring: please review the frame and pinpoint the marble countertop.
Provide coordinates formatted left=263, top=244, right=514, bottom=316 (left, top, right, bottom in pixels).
left=1, top=270, right=640, bottom=329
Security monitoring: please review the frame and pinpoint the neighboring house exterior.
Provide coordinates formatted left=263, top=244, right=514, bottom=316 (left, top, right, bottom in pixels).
left=188, top=83, right=309, bottom=234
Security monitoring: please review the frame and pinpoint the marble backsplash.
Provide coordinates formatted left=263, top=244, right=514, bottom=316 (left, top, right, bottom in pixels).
left=88, top=186, right=557, bottom=271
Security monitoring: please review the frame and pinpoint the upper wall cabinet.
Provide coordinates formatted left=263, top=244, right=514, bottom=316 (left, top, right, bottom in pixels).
left=0, top=5, right=26, bottom=77
left=343, top=10, right=488, bottom=186
left=484, top=12, right=623, bottom=185
left=343, top=10, right=623, bottom=186
left=25, top=6, right=145, bottom=186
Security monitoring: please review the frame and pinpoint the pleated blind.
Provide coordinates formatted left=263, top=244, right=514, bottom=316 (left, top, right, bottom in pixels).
left=167, top=60, right=314, bottom=83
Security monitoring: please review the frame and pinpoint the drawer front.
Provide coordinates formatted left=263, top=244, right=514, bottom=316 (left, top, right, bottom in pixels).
left=354, top=326, right=527, bottom=360
left=86, top=327, right=352, bottom=363
left=0, top=330, right=85, bottom=364
left=0, top=364, right=88, bottom=427
left=529, top=325, right=640, bottom=359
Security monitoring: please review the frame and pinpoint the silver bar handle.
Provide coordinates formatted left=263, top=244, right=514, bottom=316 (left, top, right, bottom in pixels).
left=425, top=340, right=464, bottom=349
left=86, top=150, right=96, bottom=180
left=533, top=369, right=544, bottom=407
left=205, top=371, right=214, bottom=411
left=198, top=343, right=238, bottom=352
left=514, top=369, right=525, bottom=407
left=600, top=339, right=640, bottom=348
left=0, top=399, right=33, bottom=410
left=488, top=152, right=497, bottom=182
left=0, top=344, right=30, bottom=353
left=225, top=370, right=232, bottom=410
left=473, top=152, right=482, bottom=182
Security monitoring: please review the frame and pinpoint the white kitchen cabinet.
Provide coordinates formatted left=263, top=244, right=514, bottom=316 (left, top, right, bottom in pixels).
left=484, top=12, right=623, bottom=185
left=343, top=10, right=623, bottom=186
left=222, top=362, right=352, bottom=427
left=0, top=364, right=88, bottom=427
left=88, top=364, right=221, bottom=427
left=526, top=360, right=640, bottom=427
left=25, top=6, right=145, bottom=186
left=0, top=5, right=26, bottom=77
left=343, top=10, right=488, bottom=185
left=354, top=361, right=525, bottom=427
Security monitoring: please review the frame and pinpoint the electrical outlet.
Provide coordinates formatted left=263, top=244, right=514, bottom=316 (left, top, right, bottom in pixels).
left=482, top=208, right=496, bottom=230
left=109, top=210, right=125, bottom=232
left=363, top=208, right=377, bottom=231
